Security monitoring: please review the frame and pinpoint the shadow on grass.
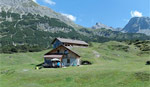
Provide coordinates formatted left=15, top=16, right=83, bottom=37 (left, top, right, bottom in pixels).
left=36, top=62, right=44, bottom=67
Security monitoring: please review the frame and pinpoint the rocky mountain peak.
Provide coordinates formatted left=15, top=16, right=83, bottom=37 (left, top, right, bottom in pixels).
left=92, top=22, right=113, bottom=30
left=122, top=17, right=150, bottom=35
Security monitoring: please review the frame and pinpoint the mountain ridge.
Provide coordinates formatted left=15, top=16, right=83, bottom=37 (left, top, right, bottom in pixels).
left=0, top=0, right=79, bottom=28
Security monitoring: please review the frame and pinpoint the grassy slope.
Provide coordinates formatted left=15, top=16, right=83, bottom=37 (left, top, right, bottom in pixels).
left=0, top=41, right=150, bottom=87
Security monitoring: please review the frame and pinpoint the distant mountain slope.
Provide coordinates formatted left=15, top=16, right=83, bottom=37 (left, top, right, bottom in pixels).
left=122, top=17, right=150, bottom=35
left=0, top=0, right=79, bottom=28
left=0, top=11, right=89, bottom=48
left=78, top=28, right=149, bottom=41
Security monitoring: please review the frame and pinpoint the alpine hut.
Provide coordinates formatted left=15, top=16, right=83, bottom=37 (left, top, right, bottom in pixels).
left=43, top=38, right=88, bottom=68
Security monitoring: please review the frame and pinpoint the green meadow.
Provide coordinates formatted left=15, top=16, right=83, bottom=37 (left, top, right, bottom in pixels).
left=0, top=41, right=150, bottom=87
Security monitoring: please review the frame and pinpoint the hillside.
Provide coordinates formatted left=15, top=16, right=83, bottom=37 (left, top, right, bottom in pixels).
left=0, top=41, right=150, bottom=87
left=0, top=11, right=94, bottom=49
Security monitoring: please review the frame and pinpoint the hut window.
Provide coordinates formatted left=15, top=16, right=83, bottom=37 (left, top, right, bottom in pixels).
left=64, top=50, right=68, bottom=54
left=67, top=59, right=70, bottom=63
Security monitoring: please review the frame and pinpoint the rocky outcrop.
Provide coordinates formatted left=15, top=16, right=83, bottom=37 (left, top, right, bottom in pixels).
left=92, top=22, right=114, bottom=30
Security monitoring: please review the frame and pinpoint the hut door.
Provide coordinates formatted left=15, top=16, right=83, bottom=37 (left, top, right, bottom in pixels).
left=67, top=59, right=70, bottom=66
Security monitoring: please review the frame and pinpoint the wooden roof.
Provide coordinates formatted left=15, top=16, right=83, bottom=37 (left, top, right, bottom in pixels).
left=51, top=38, right=89, bottom=46
left=45, top=45, right=80, bottom=57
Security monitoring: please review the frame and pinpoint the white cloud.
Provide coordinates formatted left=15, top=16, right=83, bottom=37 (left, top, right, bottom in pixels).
left=130, top=10, right=143, bottom=17
left=44, top=0, right=56, bottom=5
left=61, top=13, right=76, bottom=21
left=32, top=0, right=37, bottom=3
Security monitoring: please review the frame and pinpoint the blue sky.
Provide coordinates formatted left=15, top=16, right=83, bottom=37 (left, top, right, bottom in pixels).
left=33, top=0, right=150, bottom=28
